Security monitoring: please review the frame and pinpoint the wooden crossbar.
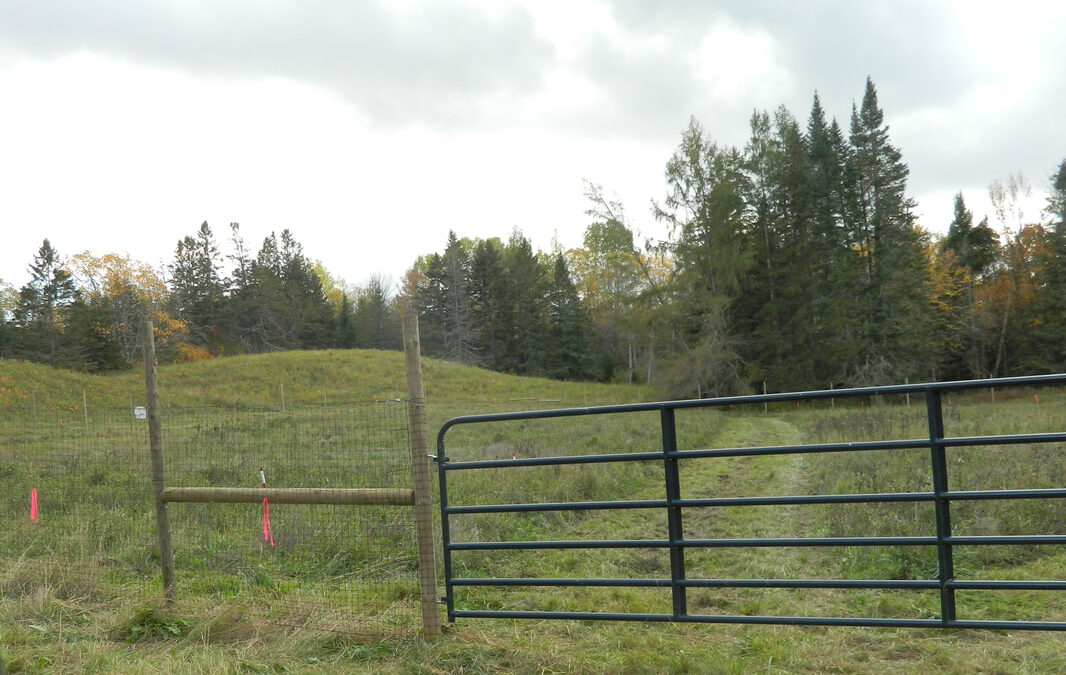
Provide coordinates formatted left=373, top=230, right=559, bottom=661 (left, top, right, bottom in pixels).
left=160, top=487, right=415, bottom=506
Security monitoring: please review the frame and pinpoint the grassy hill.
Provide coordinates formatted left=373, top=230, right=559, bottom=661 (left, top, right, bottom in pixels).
left=0, top=349, right=653, bottom=415
left=2, top=353, right=1065, bottom=673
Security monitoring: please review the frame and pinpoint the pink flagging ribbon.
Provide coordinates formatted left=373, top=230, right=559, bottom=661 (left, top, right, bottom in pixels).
left=30, top=488, right=38, bottom=523
left=259, top=467, right=274, bottom=546
left=262, top=497, right=274, bottom=546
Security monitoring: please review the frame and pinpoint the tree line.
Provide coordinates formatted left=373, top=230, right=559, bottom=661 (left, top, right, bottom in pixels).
left=0, top=223, right=403, bottom=370
left=406, top=79, right=1066, bottom=396
left=2, top=78, right=1065, bottom=397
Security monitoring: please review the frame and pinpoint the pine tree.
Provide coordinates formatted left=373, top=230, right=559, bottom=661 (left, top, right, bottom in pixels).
left=12, top=239, right=78, bottom=365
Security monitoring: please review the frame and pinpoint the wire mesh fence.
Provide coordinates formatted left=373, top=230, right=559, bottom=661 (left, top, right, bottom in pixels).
left=0, top=400, right=420, bottom=636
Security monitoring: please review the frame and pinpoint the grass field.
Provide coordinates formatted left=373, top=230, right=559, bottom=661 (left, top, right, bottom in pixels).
left=2, top=352, right=1066, bottom=673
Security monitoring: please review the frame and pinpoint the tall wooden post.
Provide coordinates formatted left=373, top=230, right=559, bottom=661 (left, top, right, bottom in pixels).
left=143, top=320, right=177, bottom=604
left=403, top=313, right=441, bottom=639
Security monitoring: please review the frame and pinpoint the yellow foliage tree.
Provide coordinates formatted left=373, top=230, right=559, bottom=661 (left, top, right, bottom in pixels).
left=68, top=252, right=188, bottom=363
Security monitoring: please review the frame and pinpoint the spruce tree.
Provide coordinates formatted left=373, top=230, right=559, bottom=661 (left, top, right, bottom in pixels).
left=805, top=93, right=862, bottom=385
left=12, top=239, right=78, bottom=365
left=169, top=222, right=226, bottom=353
left=337, top=293, right=357, bottom=348
left=843, top=78, right=933, bottom=382
left=1031, top=160, right=1066, bottom=371
left=277, top=229, right=336, bottom=349
left=936, top=193, right=996, bottom=378
left=352, top=275, right=401, bottom=350
left=737, top=106, right=821, bottom=391
left=545, top=253, right=595, bottom=380
left=440, top=232, right=478, bottom=364
left=500, top=230, right=548, bottom=375
left=469, top=238, right=510, bottom=369
left=941, top=193, right=996, bottom=276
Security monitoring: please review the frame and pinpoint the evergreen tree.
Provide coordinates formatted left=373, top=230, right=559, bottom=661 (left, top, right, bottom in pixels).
left=238, top=232, right=289, bottom=352
left=440, top=232, right=478, bottom=364
left=500, top=230, right=549, bottom=375
left=63, top=296, right=126, bottom=371
left=545, top=253, right=595, bottom=380
left=843, top=78, right=933, bottom=382
left=277, top=229, right=336, bottom=349
left=169, top=222, right=226, bottom=353
left=1050, top=159, right=1066, bottom=226
left=226, top=229, right=336, bottom=352
left=11, top=239, right=78, bottom=365
left=737, top=106, right=821, bottom=390
left=941, top=193, right=996, bottom=276
left=225, top=222, right=257, bottom=352
left=805, top=93, right=862, bottom=386
left=468, top=238, right=511, bottom=369
left=353, top=275, right=402, bottom=350
left=937, top=194, right=997, bottom=378
left=1031, top=160, right=1066, bottom=371
left=338, top=292, right=357, bottom=348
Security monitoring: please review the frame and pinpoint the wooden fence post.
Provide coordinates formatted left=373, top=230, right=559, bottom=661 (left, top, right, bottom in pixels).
left=143, top=320, right=177, bottom=604
left=403, top=313, right=442, bottom=639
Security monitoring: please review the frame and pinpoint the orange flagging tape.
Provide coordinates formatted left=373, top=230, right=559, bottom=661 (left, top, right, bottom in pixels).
left=31, top=488, right=38, bottom=523
left=259, top=467, right=274, bottom=546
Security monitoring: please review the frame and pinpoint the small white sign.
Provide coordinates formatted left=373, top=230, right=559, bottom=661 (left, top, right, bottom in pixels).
left=134, top=406, right=147, bottom=420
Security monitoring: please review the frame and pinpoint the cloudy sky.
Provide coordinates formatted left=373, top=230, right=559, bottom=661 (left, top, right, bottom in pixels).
left=1, top=0, right=1064, bottom=291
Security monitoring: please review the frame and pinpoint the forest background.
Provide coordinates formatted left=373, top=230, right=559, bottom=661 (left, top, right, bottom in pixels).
left=3, top=79, right=1065, bottom=399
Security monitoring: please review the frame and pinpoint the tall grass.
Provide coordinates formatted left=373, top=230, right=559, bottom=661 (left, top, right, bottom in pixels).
left=2, top=356, right=1066, bottom=673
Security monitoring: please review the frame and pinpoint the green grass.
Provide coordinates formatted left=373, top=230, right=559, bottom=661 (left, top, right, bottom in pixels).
left=2, top=354, right=1066, bottom=672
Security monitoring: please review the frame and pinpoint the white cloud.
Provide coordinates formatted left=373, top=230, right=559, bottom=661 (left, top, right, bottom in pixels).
left=1, top=0, right=1064, bottom=290
left=694, top=23, right=789, bottom=103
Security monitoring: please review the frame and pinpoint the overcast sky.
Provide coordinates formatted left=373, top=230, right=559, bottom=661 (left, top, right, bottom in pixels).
left=1, top=0, right=1064, bottom=291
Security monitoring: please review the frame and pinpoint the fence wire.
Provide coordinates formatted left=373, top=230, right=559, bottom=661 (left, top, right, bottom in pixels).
left=0, top=401, right=419, bottom=636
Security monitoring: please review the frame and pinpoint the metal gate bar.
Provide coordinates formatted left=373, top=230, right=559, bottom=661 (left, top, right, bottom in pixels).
left=436, top=374, right=1066, bottom=630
